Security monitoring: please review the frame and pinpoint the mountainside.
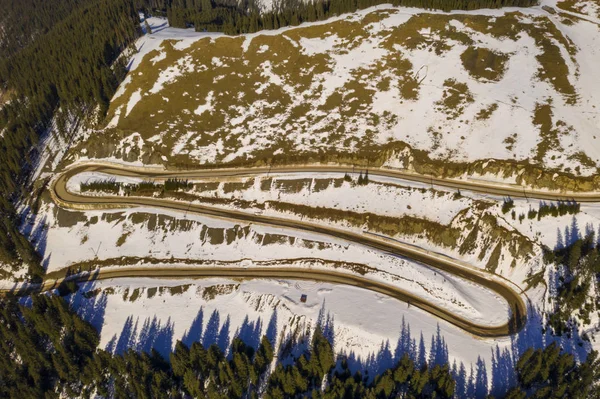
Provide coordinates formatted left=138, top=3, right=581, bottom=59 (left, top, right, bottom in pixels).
left=75, top=2, right=600, bottom=193
left=4, top=1, right=600, bottom=397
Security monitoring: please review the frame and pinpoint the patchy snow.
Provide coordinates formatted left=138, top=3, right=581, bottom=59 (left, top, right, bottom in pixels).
left=106, top=106, right=123, bottom=129
left=102, top=5, right=600, bottom=183
left=194, top=91, right=214, bottom=116
left=111, top=75, right=132, bottom=101
left=60, top=166, right=539, bottom=284
left=150, top=51, right=167, bottom=64
left=125, top=89, right=142, bottom=117
left=127, top=17, right=223, bottom=73
left=149, top=66, right=182, bottom=94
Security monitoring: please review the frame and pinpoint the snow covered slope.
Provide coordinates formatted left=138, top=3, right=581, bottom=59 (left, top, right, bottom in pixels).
left=71, top=5, right=600, bottom=191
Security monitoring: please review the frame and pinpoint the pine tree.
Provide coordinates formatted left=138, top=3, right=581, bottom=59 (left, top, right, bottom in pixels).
left=417, top=333, right=427, bottom=368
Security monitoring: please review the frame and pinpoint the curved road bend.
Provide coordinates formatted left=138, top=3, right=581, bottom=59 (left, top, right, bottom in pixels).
left=5, top=266, right=513, bottom=338
left=47, top=163, right=529, bottom=337
left=67, top=162, right=600, bottom=202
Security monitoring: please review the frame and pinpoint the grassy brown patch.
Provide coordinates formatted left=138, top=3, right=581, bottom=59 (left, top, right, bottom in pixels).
left=116, top=232, right=131, bottom=247
left=54, top=207, right=88, bottom=228
left=485, top=243, right=503, bottom=273
left=202, top=284, right=239, bottom=301
left=435, top=79, right=474, bottom=120
left=274, top=178, right=312, bottom=193
left=476, top=103, right=499, bottom=121
left=222, top=179, right=255, bottom=193
left=532, top=102, right=561, bottom=164
left=461, top=47, right=509, bottom=81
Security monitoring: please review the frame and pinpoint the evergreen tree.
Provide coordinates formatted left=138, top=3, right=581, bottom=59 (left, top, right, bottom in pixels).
left=145, top=19, right=153, bottom=34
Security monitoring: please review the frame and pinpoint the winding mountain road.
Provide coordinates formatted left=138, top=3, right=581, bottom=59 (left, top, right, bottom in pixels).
left=28, top=162, right=540, bottom=337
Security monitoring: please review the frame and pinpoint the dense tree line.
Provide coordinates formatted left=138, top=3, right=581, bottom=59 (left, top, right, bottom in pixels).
left=137, top=0, right=537, bottom=35
left=0, top=295, right=99, bottom=397
left=544, top=221, right=600, bottom=336
left=525, top=201, right=581, bottom=221
left=504, top=342, right=600, bottom=399
left=1, top=293, right=599, bottom=398
left=80, top=179, right=122, bottom=194
left=326, top=357, right=454, bottom=398
left=0, top=0, right=96, bottom=59
left=0, top=0, right=140, bottom=278
left=0, top=0, right=140, bottom=115
left=165, top=178, right=194, bottom=191
left=81, top=178, right=193, bottom=195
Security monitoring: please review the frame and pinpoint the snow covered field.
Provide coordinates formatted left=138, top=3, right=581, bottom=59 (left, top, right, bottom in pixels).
left=67, top=170, right=473, bottom=225
left=31, top=193, right=510, bottom=327
left=65, top=169, right=540, bottom=276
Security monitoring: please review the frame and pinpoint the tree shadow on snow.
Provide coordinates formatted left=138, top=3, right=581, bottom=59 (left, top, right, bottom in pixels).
left=67, top=281, right=108, bottom=333
left=105, top=314, right=175, bottom=360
